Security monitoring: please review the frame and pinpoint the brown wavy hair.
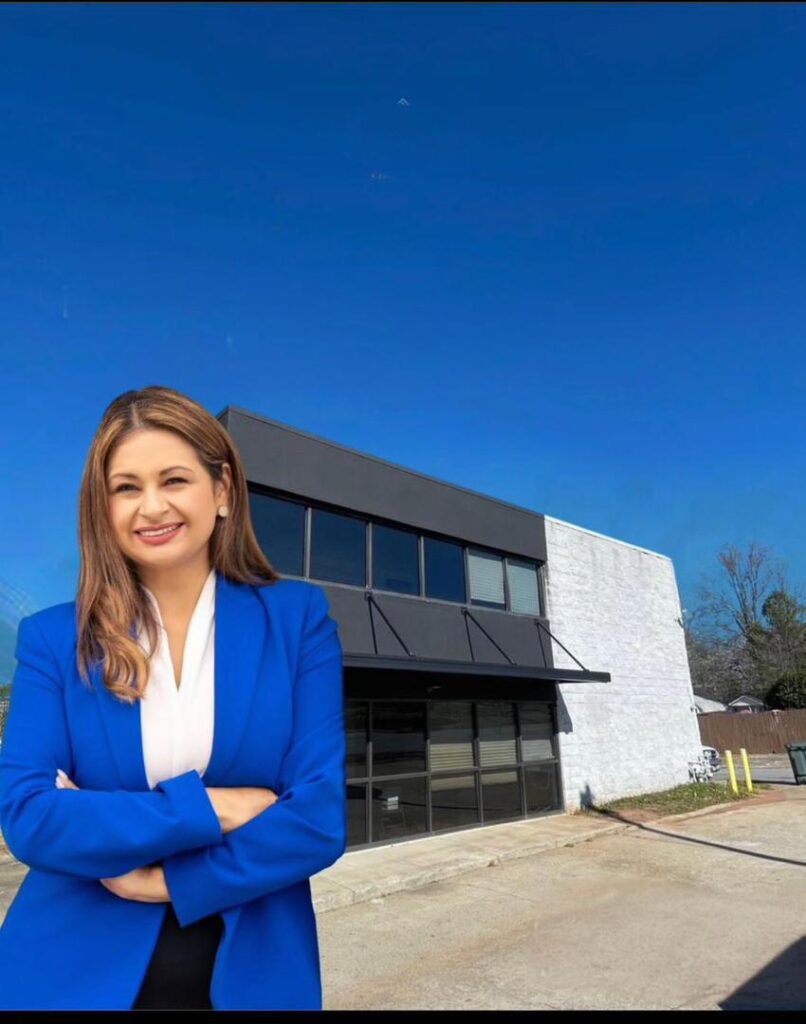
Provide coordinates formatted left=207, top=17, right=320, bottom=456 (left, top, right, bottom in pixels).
left=75, top=385, right=281, bottom=704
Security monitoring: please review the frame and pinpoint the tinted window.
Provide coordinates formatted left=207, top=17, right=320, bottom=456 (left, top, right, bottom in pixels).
left=346, top=701, right=369, bottom=778
left=424, top=536, right=466, bottom=603
left=248, top=491, right=305, bottom=577
left=310, top=508, right=366, bottom=586
left=372, top=524, right=419, bottom=595
left=371, top=701, right=426, bottom=776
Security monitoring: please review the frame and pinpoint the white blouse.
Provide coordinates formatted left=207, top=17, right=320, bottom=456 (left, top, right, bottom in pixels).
left=137, top=567, right=216, bottom=791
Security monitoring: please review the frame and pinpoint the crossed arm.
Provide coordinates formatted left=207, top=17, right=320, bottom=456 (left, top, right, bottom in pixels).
left=0, top=585, right=347, bottom=926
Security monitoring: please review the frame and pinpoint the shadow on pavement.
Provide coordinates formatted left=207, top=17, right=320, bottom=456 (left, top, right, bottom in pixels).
left=721, top=936, right=806, bottom=1011
left=576, top=782, right=806, bottom=869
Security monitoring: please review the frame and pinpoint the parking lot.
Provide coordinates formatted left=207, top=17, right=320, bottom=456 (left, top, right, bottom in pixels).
left=0, top=764, right=802, bottom=1010
left=319, top=778, right=806, bottom=1010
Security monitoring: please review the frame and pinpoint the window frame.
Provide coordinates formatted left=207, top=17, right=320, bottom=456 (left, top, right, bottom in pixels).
left=246, top=485, right=547, bottom=618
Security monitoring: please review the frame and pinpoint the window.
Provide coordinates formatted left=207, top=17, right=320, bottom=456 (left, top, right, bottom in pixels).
left=345, top=698, right=560, bottom=849
left=519, top=703, right=555, bottom=761
left=371, top=701, right=426, bottom=776
left=429, top=701, right=474, bottom=772
left=468, top=549, right=505, bottom=609
left=372, top=524, right=419, bottom=595
left=506, top=558, right=541, bottom=615
left=477, top=702, right=517, bottom=766
left=248, top=491, right=305, bottom=577
left=310, top=508, right=366, bottom=586
left=424, top=536, right=466, bottom=603
left=250, top=491, right=545, bottom=618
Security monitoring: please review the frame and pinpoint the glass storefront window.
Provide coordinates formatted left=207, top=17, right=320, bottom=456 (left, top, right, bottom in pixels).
left=371, top=777, right=427, bottom=843
left=345, top=699, right=560, bottom=850
left=371, top=701, right=426, bottom=776
left=346, top=702, right=368, bottom=777
left=431, top=774, right=479, bottom=832
left=525, top=764, right=559, bottom=814
left=429, top=701, right=474, bottom=771
left=481, top=769, right=523, bottom=822
left=347, top=783, right=368, bottom=847
left=519, top=703, right=555, bottom=761
left=477, top=702, right=517, bottom=766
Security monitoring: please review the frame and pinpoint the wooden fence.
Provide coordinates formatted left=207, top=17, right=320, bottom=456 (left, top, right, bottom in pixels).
left=698, top=708, right=806, bottom=754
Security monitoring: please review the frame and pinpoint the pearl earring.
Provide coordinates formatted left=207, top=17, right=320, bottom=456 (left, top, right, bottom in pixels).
left=218, top=506, right=229, bottom=517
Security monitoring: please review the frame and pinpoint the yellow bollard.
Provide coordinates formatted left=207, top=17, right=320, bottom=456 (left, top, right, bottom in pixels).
left=725, top=749, right=739, bottom=795
left=739, top=748, right=754, bottom=793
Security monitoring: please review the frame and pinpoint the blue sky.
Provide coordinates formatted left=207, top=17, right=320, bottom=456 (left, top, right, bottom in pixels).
left=1, top=3, right=804, bottom=624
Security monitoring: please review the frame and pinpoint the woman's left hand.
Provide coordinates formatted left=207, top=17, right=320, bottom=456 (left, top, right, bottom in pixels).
left=100, top=864, right=170, bottom=903
left=56, top=769, right=171, bottom=903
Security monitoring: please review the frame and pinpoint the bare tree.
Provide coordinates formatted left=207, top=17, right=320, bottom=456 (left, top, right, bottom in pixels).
left=695, top=542, right=787, bottom=644
left=687, top=541, right=802, bottom=699
left=684, top=617, right=757, bottom=702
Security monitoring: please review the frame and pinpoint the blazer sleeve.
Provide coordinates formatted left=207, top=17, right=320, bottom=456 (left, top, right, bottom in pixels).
left=0, top=614, right=224, bottom=880
left=161, top=583, right=347, bottom=927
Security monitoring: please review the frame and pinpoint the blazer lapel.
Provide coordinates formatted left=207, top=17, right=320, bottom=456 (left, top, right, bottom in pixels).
left=205, top=572, right=266, bottom=783
left=90, top=571, right=266, bottom=791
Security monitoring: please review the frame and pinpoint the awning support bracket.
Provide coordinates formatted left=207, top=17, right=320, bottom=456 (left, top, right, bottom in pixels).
left=534, top=620, right=589, bottom=672
left=363, top=593, right=591, bottom=676
left=365, top=592, right=415, bottom=656
left=462, top=607, right=517, bottom=665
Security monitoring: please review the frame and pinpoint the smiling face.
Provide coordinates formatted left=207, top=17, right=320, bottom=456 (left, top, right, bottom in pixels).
left=106, top=428, right=232, bottom=576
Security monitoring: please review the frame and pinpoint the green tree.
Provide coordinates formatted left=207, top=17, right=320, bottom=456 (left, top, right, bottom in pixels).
left=766, top=669, right=806, bottom=710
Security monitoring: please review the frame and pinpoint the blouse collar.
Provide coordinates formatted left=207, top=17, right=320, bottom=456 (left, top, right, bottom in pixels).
left=140, top=567, right=216, bottom=632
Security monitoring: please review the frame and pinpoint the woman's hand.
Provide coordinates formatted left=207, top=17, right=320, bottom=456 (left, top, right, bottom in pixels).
left=55, top=769, right=278, bottom=890
left=100, top=864, right=170, bottom=903
left=55, top=768, right=78, bottom=790
left=205, top=785, right=279, bottom=833
left=55, top=769, right=170, bottom=902
left=56, top=769, right=279, bottom=832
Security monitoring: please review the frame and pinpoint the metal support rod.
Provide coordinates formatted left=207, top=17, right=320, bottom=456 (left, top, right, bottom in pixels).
left=534, top=620, right=589, bottom=672
left=462, top=608, right=516, bottom=665
left=535, top=619, right=549, bottom=667
left=365, top=592, right=415, bottom=656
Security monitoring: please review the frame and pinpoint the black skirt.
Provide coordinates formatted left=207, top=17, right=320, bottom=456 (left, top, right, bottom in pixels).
left=132, top=901, right=224, bottom=1010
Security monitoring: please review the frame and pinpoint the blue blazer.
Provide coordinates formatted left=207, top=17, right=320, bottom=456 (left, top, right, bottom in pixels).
left=0, top=574, right=347, bottom=1010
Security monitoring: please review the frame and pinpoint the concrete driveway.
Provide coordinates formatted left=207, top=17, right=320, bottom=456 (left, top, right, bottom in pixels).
left=318, top=782, right=806, bottom=1010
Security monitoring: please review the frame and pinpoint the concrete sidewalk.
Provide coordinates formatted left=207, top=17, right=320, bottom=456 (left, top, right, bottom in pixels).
left=311, top=778, right=797, bottom=915
left=313, top=809, right=630, bottom=914
left=0, top=762, right=796, bottom=923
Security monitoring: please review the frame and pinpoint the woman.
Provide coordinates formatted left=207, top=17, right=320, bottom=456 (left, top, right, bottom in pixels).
left=0, top=385, right=347, bottom=1010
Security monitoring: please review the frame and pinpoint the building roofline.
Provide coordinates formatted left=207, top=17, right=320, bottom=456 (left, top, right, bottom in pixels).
left=216, top=405, right=673, bottom=562
left=218, top=404, right=547, bottom=523
left=543, top=514, right=672, bottom=561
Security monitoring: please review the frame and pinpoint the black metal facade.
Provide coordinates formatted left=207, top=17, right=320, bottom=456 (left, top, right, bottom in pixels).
left=217, top=405, right=608, bottom=848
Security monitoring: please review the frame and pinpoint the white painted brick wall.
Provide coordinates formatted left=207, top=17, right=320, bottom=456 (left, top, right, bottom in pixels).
left=543, top=516, right=703, bottom=811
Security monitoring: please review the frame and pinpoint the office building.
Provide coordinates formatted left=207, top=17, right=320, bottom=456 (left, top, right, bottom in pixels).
left=219, top=406, right=701, bottom=851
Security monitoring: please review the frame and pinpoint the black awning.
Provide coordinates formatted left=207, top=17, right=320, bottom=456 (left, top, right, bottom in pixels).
left=342, top=652, right=610, bottom=683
